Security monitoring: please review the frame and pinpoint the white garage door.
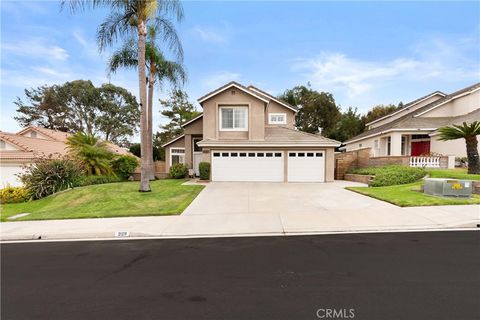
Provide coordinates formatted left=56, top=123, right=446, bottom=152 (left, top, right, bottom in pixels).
left=287, top=151, right=325, bottom=182
left=1, top=164, right=25, bottom=187
left=211, top=151, right=284, bottom=182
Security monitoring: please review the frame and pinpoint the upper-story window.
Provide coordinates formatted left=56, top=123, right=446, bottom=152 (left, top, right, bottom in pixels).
left=269, top=113, right=286, bottom=125
left=0, top=140, right=5, bottom=149
left=30, top=131, right=37, bottom=138
left=220, top=106, right=248, bottom=131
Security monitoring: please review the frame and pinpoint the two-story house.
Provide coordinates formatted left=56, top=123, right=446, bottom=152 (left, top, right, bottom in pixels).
left=344, top=82, right=480, bottom=157
left=162, top=82, right=341, bottom=182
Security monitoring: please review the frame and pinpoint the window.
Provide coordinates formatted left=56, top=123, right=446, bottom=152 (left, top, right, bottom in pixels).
left=213, top=152, right=220, bottom=157
left=307, top=153, right=314, bottom=157
left=289, top=153, right=296, bottom=157
left=220, top=107, right=248, bottom=131
left=240, top=153, right=247, bottom=157
left=298, top=153, right=305, bottom=157
left=316, top=153, right=323, bottom=157
left=248, top=152, right=255, bottom=157
left=231, top=152, right=238, bottom=157
left=275, top=153, right=282, bottom=157
left=0, top=140, right=5, bottom=149
left=359, top=143, right=362, bottom=148
left=257, top=153, right=264, bottom=157
left=222, top=152, right=229, bottom=157
left=269, top=113, right=286, bottom=125
left=266, top=153, right=273, bottom=157
left=387, top=137, right=391, bottom=156
left=30, top=131, right=37, bottom=138
left=170, top=148, right=185, bottom=165
left=193, top=138, right=202, bottom=152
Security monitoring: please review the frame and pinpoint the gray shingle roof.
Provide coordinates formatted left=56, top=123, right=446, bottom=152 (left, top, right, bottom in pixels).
left=346, top=82, right=480, bottom=143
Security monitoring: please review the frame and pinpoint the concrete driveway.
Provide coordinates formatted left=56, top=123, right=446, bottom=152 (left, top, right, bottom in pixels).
left=182, top=181, right=394, bottom=215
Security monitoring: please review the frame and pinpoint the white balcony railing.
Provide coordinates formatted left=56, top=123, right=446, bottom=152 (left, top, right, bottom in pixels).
left=409, top=156, right=441, bottom=168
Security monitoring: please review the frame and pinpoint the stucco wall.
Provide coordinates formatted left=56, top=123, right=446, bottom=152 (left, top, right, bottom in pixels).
left=421, top=89, right=480, bottom=117
left=1, top=139, right=21, bottom=151
left=369, top=94, right=444, bottom=129
left=184, top=117, right=203, bottom=135
left=430, top=135, right=480, bottom=157
left=201, top=89, right=266, bottom=141
left=265, top=101, right=296, bottom=128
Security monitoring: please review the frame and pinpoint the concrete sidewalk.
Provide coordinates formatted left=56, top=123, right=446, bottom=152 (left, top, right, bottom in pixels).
left=1, top=204, right=479, bottom=241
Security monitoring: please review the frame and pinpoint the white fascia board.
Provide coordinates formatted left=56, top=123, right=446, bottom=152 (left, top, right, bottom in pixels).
left=197, top=142, right=341, bottom=148
left=248, top=87, right=298, bottom=113
left=346, top=128, right=437, bottom=144
left=181, top=114, right=203, bottom=128
left=414, top=87, right=480, bottom=117
left=198, top=83, right=269, bottom=104
left=365, top=92, right=446, bottom=126
left=161, top=134, right=185, bottom=148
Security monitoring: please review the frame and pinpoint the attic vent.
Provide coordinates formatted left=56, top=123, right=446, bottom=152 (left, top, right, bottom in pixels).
left=231, top=90, right=236, bottom=95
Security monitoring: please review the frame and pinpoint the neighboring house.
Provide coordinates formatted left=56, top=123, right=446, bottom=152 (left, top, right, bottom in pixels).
left=162, top=82, right=341, bottom=182
left=0, top=126, right=130, bottom=187
left=345, top=83, right=480, bottom=157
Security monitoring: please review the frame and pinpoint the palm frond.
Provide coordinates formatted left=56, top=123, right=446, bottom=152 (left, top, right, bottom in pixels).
left=152, top=17, right=184, bottom=62
left=108, top=40, right=139, bottom=75
left=97, top=11, right=136, bottom=51
left=438, top=121, right=480, bottom=141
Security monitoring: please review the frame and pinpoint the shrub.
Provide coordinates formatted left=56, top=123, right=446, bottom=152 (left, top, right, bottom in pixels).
left=0, top=186, right=29, bottom=204
left=112, top=155, right=139, bottom=179
left=348, top=165, right=426, bottom=187
left=66, top=132, right=115, bottom=175
left=199, top=162, right=210, bottom=180
left=78, top=175, right=124, bottom=186
left=19, top=156, right=83, bottom=199
left=169, top=163, right=188, bottom=179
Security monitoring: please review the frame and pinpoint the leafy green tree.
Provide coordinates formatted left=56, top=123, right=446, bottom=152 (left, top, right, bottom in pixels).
left=330, top=107, right=364, bottom=142
left=64, top=0, right=184, bottom=192
left=14, top=81, right=139, bottom=145
left=66, top=132, right=115, bottom=176
left=361, top=104, right=401, bottom=127
left=279, top=85, right=341, bottom=137
left=438, top=121, right=480, bottom=174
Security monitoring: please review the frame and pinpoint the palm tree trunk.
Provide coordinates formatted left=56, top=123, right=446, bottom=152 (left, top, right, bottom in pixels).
left=138, top=20, right=151, bottom=192
left=466, top=136, right=480, bottom=174
left=147, top=75, right=155, bottom=180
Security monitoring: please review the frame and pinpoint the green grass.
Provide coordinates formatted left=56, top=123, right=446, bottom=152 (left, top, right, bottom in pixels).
left=427, top=168, right=480, bottom=181
left=347, top=182, right=480, bottom=207
left=0, top=179, right=204, bottom=222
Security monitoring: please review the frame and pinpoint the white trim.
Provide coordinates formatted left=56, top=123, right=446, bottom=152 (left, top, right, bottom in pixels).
left=169, top=147, right=185, bottom=166
left=346, top=128, right=437, bottom=144
left=219, top=106, right=249, bottom=131
left=198, top=142, right=340, bottom=147
left=198, top=83, right=269, bottom=104
left=248, top=87, right=299, bottom=113
left=181, top=114, right=203, bottom=128
left=414, top=87, right=480, bottom=117
left=268, top=113, right=287, bottom=125
left=161, top=134, right=185, bottom=148
left=365, top=92, right=446, bottom=126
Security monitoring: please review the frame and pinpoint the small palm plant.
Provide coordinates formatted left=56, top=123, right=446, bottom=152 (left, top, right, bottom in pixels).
left=66, top=132, right=115, bottom=176
left=438, top=121, right=480, bottom=174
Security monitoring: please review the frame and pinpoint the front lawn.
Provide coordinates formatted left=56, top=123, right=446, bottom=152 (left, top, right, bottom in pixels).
left=427, top=168, right=480, bottom=181
left=0, top=179, right=204, bottom=222
left=347, top=182, right=480, bottom=207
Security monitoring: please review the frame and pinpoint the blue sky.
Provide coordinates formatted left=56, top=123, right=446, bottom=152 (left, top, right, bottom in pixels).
left=1, top=1, right=479, bottom=139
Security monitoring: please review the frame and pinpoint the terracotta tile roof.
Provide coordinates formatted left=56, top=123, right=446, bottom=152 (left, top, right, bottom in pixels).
left=1, top=126, right=131, bottom=161
left=346, top=82, right=480, bottom=143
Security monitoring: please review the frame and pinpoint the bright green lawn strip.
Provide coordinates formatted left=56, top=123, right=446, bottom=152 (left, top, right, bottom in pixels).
left=347, top=182, right=480, bottom=207
left=0, top=179, right=204, bottom=222
left=426, top=168, right=480, bottom=181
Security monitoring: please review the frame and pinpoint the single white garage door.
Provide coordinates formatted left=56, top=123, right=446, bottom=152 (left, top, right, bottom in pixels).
left=211, top=151, right=284, bottom=182
left=287, top=151, right=325, bottom=182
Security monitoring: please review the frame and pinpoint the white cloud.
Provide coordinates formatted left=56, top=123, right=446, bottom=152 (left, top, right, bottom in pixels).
left=203, top=71, right=240, bottom=89
left=292, top=36, right=480, bottom=109
left=3, top=38, right=69, bottom=62
left=73, top=30, right=99, bottom=57
left=192, top=24, right=230, bottom=44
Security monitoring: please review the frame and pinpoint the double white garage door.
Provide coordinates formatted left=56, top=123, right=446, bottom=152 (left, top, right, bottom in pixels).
left=211, top=150, right=325, bottom=182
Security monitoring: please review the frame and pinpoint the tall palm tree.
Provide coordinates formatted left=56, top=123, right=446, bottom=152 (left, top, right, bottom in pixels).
left=438, top=121, right=480, bottom=174
left=108, top=26, right=186, bottom=179
left=62, top=0, right=183, bottom=191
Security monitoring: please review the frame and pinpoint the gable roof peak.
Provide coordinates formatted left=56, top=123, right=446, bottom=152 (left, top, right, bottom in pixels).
left=197, top=81, right=270, bottom=104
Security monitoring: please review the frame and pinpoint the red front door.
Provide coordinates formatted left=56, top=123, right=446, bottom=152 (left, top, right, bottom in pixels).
left=411, top=141, right=430, bottom=156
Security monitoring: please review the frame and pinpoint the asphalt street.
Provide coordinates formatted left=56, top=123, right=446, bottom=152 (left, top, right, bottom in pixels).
left=2, top=231, right=479, bottom=320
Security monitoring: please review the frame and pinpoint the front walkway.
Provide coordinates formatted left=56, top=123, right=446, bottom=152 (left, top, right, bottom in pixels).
left=1, top=181, right=479, bottom=241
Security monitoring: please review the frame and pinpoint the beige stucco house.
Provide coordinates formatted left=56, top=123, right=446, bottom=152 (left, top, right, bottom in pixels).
left=344, top=83, right=480, bottom=157
left=0, top=126, right=130, bottom=187
left=162, top=82, right=341, bottom=182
